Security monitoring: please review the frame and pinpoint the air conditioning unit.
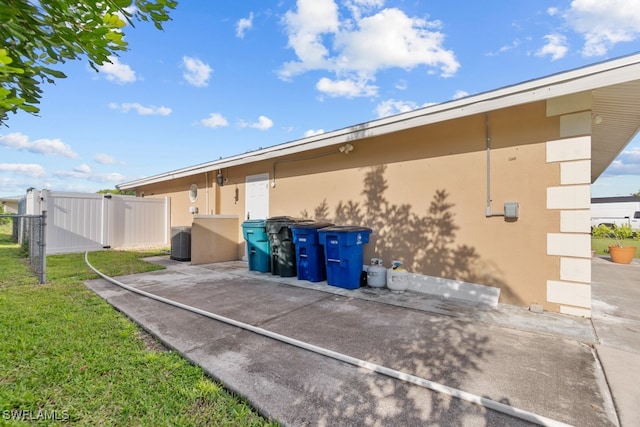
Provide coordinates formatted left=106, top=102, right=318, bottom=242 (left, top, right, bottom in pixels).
left=170, top=226, right=191, bottom=261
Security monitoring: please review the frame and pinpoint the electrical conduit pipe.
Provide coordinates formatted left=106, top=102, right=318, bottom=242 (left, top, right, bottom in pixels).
left=84, top=252, right=573, bottom=427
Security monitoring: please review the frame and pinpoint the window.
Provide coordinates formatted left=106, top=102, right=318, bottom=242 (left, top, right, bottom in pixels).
left=189, top=184, right=198, bottom=202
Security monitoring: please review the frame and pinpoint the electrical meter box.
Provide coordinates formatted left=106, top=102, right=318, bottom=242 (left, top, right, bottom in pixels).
left=504, top=202, right=519, bottom=219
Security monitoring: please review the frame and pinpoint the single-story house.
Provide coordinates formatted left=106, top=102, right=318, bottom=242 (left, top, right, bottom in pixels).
left=118, top=53, right=640, bottom=317
left=0, top=195, right=22, bottom=214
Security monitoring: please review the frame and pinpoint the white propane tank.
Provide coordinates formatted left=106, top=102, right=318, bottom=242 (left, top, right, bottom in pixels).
left=387, top=260, right=409, bottom=293
left=367, top=258, right=386, bottom=288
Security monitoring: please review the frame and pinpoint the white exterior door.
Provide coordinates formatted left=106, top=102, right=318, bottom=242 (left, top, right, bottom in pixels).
left=245, top=173, right=269, bottom=220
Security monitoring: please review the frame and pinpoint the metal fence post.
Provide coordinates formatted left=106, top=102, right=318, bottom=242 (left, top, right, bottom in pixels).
left=39, top=210, right=47, bottom=284
left=0, top=213, right=47, bottom=284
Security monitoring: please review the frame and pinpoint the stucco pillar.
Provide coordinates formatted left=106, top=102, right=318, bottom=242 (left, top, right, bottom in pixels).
left=545, top=121, right=592, bottom=317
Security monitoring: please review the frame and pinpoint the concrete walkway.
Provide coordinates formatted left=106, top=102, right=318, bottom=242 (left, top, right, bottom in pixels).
left=85, top=256, right=639, bottom=426
left=591, top=256, right=640, bottom=427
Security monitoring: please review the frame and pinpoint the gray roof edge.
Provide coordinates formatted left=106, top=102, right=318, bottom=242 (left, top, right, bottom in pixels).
left=118, top=52, right=640, bottom=190
left=592, top=196, right=640, bottom=204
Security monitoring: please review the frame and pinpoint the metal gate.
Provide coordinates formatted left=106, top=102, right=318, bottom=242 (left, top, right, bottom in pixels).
left=1, top=212, right=47, bottom=284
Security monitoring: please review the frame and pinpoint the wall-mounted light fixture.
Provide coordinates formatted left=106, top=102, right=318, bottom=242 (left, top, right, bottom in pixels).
left=339, top=143, right=354, bottom=154
left=217, top=170, right=224, bottom=186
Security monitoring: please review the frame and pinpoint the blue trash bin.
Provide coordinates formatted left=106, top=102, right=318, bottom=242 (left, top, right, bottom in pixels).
left=290, top=222, right=333, bottom=282
left=318, top=226, right=372, bottom=289
left=242, top=219, right=270, bottom=273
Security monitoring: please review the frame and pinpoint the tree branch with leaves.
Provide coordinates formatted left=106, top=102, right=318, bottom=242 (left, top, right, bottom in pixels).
left=0, top=0, right=177, bottom=124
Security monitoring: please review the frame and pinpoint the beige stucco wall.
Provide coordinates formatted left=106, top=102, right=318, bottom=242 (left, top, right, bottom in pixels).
left=136, top=99, right=593, bottom=314
left=190, top=215, right=240, bottom=265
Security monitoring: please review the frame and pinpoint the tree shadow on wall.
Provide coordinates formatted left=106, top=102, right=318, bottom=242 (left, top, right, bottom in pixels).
left=302, top=165, right=519, bottom=302
left=294, top=166, right=532, bottom=424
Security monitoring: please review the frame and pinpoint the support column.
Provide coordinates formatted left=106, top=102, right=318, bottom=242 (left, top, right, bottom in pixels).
left=546, top=132, right=592, bottom=317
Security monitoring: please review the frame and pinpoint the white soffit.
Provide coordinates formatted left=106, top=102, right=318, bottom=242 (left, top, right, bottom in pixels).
left=591, top=80, right=640, bottom=181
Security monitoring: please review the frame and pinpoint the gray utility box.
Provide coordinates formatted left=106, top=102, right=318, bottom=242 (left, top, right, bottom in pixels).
left=170, top=226, right=192, bottom=261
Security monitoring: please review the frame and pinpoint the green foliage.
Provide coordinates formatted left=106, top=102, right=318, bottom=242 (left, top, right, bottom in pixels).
left=592, top=236, right=640, bottom=257
left=0, top=204, right=10, bottom=225
left=96, top=188, right=135, bottom=195
left=0, top=0, right=178, bottom=124
left=0, top=223, right=38, bottom=288
left=592, top=223, right=637, bottom=247
left=0, top=225, right=276, bottom=426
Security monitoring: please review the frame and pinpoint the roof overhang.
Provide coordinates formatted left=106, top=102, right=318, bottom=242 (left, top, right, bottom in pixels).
left=118, top=53, right=640, bottom=190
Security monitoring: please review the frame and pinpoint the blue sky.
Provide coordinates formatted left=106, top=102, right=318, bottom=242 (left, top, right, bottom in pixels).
left=1, top=0, right=640, bottom=198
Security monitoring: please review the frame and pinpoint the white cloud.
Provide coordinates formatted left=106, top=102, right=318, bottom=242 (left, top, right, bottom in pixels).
left=240, top=115, right=273, bottom=131
left=395, top=79, right=408, bottom=90
left=536, top=34, right=569, bottom=61
left=0, top=132, right=77, bottom=158
left=375, top=99, right=415, bottom=118
left=94, top=153, right=117, bottom=164
left=280, top=0, right=340, bottom=78
left=304, top=129, right=325, bottom=137
left=564, top=0, right=640, bottom=56
left=99, top=172, right=127, bottom=182
left=98, top=56, right=137, bottom=84
left=452, top=90, right=469, bottom=100
left=547, top=7, right=559, bottom=16
left=345, top=0, right=385, bottom=19
left=250, top=115, right=273, bottom=131
left=316, top=77, right=377, bottom=98
left=236, top=12, right=254, bottom=38
left=603, top=147, right=640, bottom=176
left=182, top=56, right=213, bottom=87
left=486, top=39, right=521, bottom=57
left=54, top=169, right=126, bottom=183
left=201, top=113, right=229, bottom=128
left=334, top=8, right=457, bottom=76
left=74, top=164, right=92, bottom=174
left=0, top=163, right=47, bottom=178
left=109, top=102, right=172, bottom=116
left=279, top=0, right=459, bottom=98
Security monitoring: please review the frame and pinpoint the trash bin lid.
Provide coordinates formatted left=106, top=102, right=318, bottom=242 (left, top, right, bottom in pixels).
left=242, top=219, right=266, bottom=227
left=317, top=225, right=372, bottom=233
left=266, top=217, right=313, bottom=233
left=266, top=215, right=297, bottom=222
left=289, top=222, right=334, bottom=230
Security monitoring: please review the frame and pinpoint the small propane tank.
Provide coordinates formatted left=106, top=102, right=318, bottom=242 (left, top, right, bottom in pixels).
left=367, top=258, right=386, bottom=288
left=387, top=260, right=409, bottom=293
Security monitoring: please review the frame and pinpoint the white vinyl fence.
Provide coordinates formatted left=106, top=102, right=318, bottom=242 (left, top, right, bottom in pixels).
left=25, top=190, right=169, bottom=255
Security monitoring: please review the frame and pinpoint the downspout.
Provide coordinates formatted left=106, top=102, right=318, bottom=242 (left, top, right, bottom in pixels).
left=485, top=112, right=505, bottom=218
left=205, top=172, right=209, bottom=215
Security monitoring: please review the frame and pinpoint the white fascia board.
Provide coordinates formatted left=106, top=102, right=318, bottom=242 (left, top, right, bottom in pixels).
left=118, top=54, right=640, bottom=190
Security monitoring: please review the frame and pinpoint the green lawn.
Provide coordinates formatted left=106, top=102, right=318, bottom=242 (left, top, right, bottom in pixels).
left=0, top=222, right=277, bottom=426
left=592, top=237, right=640, bottom=257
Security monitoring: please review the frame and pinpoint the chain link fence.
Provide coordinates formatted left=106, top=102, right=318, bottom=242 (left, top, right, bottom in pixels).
left=1, top=211, right=47, bottom=284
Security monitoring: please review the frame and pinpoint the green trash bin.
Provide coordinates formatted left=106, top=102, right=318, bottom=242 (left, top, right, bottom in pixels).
left=242, top=219, right=270, bottom=273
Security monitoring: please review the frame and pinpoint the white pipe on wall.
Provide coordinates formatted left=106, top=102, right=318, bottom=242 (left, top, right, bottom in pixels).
left=485, top=112, right=505, bottom=218
left=205, top=172, right=209, bottom=215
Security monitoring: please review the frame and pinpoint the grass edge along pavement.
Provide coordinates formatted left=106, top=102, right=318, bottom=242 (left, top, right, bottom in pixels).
left=0, top=223, right=277, bottom=426
left=591, top=236, right=640, bottom=257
